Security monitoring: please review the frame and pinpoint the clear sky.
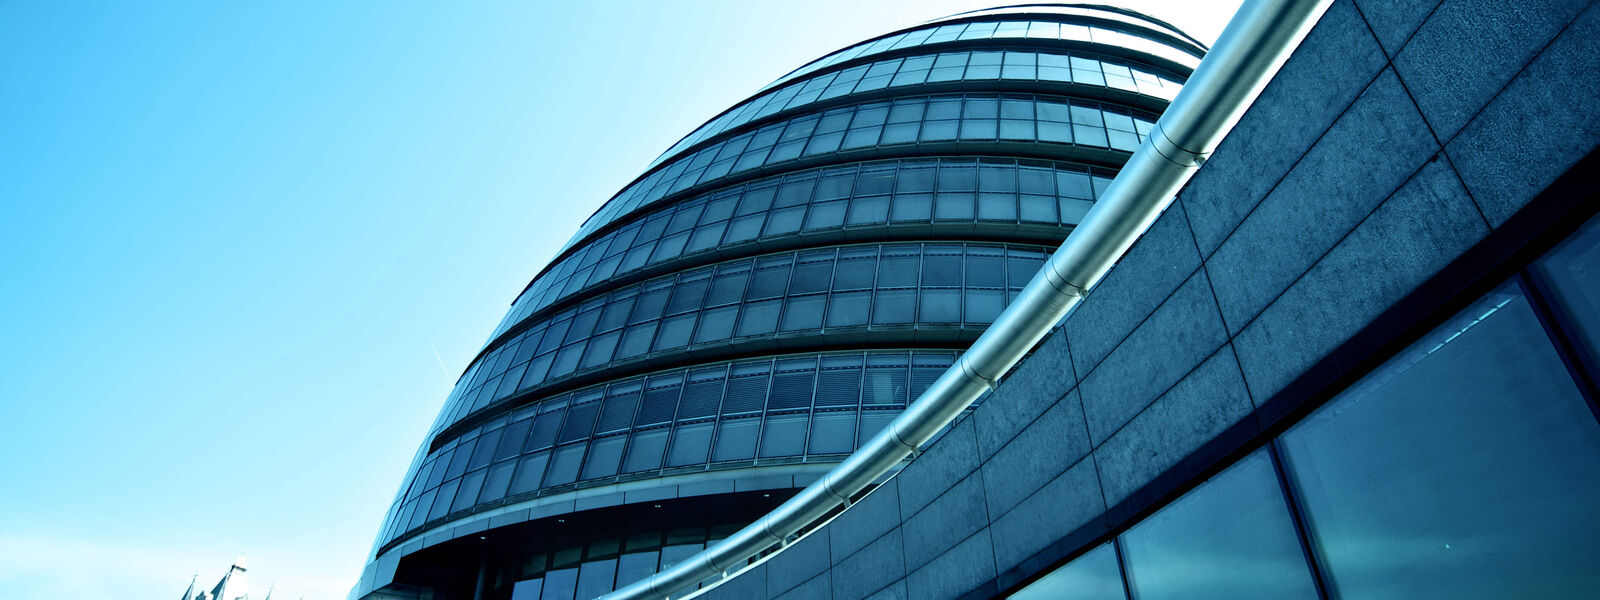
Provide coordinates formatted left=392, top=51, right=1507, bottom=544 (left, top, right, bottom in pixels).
left=0, top=2, right=1237, bottom=599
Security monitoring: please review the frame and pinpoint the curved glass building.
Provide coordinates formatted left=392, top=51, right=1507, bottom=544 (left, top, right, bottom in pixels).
left=352, top=6, right=1205, bottom=600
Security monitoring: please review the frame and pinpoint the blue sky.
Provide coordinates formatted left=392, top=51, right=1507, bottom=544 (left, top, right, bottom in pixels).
left=0, top=2, right=1234, bottom=598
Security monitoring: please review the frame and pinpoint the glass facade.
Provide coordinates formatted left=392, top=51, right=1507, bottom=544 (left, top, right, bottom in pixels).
left=1011, top=215, right=1600, bottom=599
left=649, top=48, right=1183, bottom=172
left=557, top=94, right=1158, bottom=250
left=379, top=349, right=952, bottom=547
left=444, top=242, right=1048, bottom=433
left=489, top=157, right=1115, bottom=343
left=362, top=6, right=1203, bottom=600
left=755, top=15, right=1203, bottom=100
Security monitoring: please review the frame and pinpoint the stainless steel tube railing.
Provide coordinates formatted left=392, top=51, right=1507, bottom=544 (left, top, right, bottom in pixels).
left=602, top=1, right=1332, bottom=597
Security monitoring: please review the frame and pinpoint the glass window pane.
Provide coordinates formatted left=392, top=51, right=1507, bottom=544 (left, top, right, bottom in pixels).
left=920, top=288, right=961, bottom=323
left=847, top=196, right=889, bottom=225
left=542, top=568, right=579, bottom=600
left=1119, top=451, right=1318, bottom=600
left=693, top=305, right=737, bottom=344
left=478, top=459, right=516, bottom=503
left=1280, top=283, right=1600, bottom=599
left=723, top=364, right=769, bottom=414
left=1533, top=214, right=1600, bottom=378
left=891, top=193, right=932, bottom=222
left=510, top=578, right=543, bottom=600
left=616, top=551, right=659, bottom=592
left=659, top=543, right=704, bottom=572
left=736, top=299, right=781, bottom=337
left=666, top=421, right=714, bottom=467
left=575, top=559, right=618, bottom=598
left=450, top=469, right=486, bottom=512
left=828, top=291, right=871, bottom=327
left=652, top=313, right=696, bottom=351
left=807, top=410, right=857, bottom=455
left=509, top=452, right=550, bottom=496
left=934, top=193, right=974, bottom=221
left=623, top=428, right=669, bottom=473
left=873, top=289, right=916, bottom=324
left=781, top=294, right=825, bottom=331
left=1010, top=542, right=1125, bottom=600
left=711, top=417, right=759, bottom=462
left=427, top=478, right=458, bottom=521
left=791, top=258, right=834, bottom=295
left=526, top=406, right=565, bottom=452
left=543, top=443, right=586, bottom=487
left=759, top=412, right=808, bottom=458
left=965, top=289, right=1005, bottom=324
left=496, top=418, right=533, bottom=461
left=858, top=409, right=900, bottom=443
left=805, top=199, right=847, bottom=230
left=580, top=435, right=625, bottom=480
left=816, top=359, right=863, bottom=407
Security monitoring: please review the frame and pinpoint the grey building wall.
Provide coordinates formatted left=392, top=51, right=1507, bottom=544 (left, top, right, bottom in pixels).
left=696, top=1, right=1600, bottom=598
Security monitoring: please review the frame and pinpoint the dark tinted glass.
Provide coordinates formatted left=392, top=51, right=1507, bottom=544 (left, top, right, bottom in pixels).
left=1534, top=215, right=1600, bottom=378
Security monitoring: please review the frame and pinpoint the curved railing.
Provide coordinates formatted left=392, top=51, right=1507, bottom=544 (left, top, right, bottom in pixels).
left=599, top=0, right=1334, bottom=598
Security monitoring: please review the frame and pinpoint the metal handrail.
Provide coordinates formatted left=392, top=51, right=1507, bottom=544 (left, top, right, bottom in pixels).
left=601, top=1, right=1332, bottom=598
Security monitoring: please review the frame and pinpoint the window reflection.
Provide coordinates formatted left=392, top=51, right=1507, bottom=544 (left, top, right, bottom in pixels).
left=551, top=94, right=1145, bottom=270
left=648, top=26, right=1191, bottom=168
left=445, top=243, right=1042, bottom=430
left=1010, top=542, right=1125, bottom=600
left=574, top=559, right=617, bottom=598
left=385, top=351, right=950, bottom=543
left=1533, top=214, right=1600, bottom=381
left=540, top=568, right=578, bottom=600
left=495, top=157, right=1103, bottom=340
left=1280, top=283, right=1600, bottom=598
left=1119, top=451, right=1319, bottom=600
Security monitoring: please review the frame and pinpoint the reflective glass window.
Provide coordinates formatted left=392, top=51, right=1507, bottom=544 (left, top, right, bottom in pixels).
left=558, top=401, right=599, bottom=444
left=827, top=291, right=870, bottom=326
left=692, top=305, right=738, bottom=343
left=496, top=418, right=533, bottom=461
left=580, top=435, right=625, bottom=480
left=498, top=158, right=1109, bottom=346
left=616, top=322, right=656, bottom=359
left=622, top=428, right=669, bottom=473
left=659, top=543, right=703, bottom=572
left=1119, top=451, right=1319, bottom=600
left=1280, top=283, right=1600, bottom=598
left=509, top=452, right=550, bottom=496
left=479, top=459, right=516, bottom=503
left=768, top=360, right=816, bottom=410
left=781, top=294, right=825, bottom=331
left=616, top=552, right=659, bottom=594
left=676, top=370, right=723, bottom=419
left=1010, top=542, right=1125, bottom=600
left=575, top=559, right=618, bottom=598
left=735, top=299, right=781, bottom=337
left=1533, top=215, right=1600, bottom=377
left=711, top=417, right=759, bottom=462
left=510, top=578, right=542, bottom=600
left=807, top=409, right=857, bottom=455
left=863, top=355, right=908, bottom=405
left=665, top=421, right=714, bottom=467
left=543, top=444, right=586, bottom=487
left=858, top=408, right=900, bottom=441
left=427, top=479, right=459, bottom=522
left=541, top=568, right=578, bottom=600
left=759, top=412, right=808, bottom=458
left=451, top=469, right=486, bottom=513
